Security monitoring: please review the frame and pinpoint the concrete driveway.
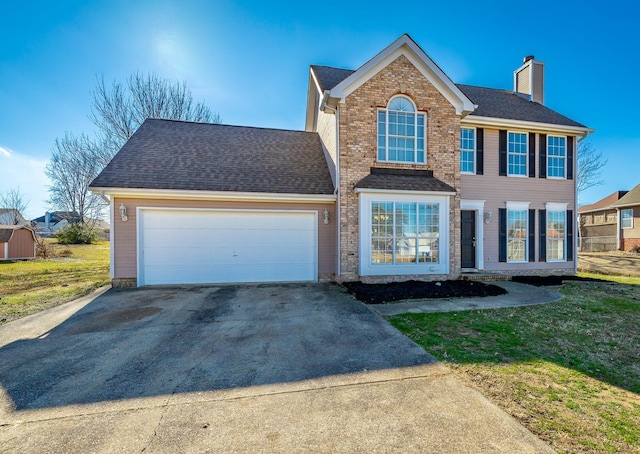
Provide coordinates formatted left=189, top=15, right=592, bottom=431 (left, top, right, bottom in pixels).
left=0, top=283, right=552, bottom=453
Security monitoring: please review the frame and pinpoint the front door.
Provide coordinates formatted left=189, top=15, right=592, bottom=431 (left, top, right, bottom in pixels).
left=461, top=210, right=476, bottom=269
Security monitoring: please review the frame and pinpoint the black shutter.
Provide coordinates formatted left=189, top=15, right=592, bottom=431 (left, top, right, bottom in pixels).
left=567, top=136, right=574, bottom=180
left=567, top=210, right=574, bottom=261
left=528, top=133, right=536, bottom=178
left=499, top=208, right=507, bottom=262
left=499, top=130, right=507, bottom=176
left=528, top=209, right=536, bottom=262
left=476, top=128, right=484, bottom=175
left=539, top=209, right=547, bottom=262
left=539, top=133, right=547, bottom=178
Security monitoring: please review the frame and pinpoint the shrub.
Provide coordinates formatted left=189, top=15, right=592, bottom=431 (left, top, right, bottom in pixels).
left=629, top=244, right=640, bottom=253
left=35, top=236, right=54, bottom=258
left=55, top=223, right=100, bottom=245
left=58, top=248, right=73, bottom=257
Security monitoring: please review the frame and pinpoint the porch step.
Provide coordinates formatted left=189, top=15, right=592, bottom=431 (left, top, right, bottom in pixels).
left=459, top=273, right=512, bottom=282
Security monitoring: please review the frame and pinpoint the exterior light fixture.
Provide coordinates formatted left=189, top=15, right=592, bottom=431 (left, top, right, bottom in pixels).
left=323, top=209, right=330, bottom=225
left=484, top=211, right=492, bottom=224
left=119, top=204, right=128, bottom=222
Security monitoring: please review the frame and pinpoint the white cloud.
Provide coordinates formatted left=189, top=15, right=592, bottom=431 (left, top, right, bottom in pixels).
left=0, top=148, right=49, bottom=220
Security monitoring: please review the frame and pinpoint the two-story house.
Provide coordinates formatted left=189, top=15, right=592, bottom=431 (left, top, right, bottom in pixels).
left=90, top=34, right=592, bottom=287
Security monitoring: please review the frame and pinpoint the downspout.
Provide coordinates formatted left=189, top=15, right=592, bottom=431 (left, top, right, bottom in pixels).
left=616, top=207, right=621, bottom=250
left=335, top=105, right=341, bottom=278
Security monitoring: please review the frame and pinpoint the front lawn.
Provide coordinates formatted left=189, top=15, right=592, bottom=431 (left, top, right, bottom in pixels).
left=0, top=241, right=110, bottom=325
left=389, top=275, right=640, bottom=453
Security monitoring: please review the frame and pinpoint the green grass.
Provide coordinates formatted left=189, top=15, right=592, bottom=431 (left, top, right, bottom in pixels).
left=389, top=277, right=640, bottom=453
left=0, top=241, right=110, bottom=324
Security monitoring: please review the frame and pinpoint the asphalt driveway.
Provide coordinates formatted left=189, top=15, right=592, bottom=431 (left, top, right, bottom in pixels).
left=0, top=283, right=552, bottom=453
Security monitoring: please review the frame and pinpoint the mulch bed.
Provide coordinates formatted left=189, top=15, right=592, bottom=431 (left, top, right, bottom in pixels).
left=511, top=275, right=610, bottom=287
left=342, top=280, right=507, bottom=304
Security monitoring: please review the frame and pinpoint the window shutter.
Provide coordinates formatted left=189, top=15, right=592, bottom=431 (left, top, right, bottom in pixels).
left=499, top=208, right=507, bottom=262
left=499, top=130, right=507, bottom=176
left=476, top=128, right=484, bottom=175
left=567, top=210, right=574, bottom=261
left=539, top=134, right=547, bottom=178
left=539, top=209, right=547, bottom=262
left=567, top=136, right=574, bottom=180
left=528, top=209, right=536, bottom=262
left=528, top=133, right=536, bottom=178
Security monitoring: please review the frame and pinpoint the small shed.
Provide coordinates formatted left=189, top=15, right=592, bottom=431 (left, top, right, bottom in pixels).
left=0, top=225, right=36, bottom=260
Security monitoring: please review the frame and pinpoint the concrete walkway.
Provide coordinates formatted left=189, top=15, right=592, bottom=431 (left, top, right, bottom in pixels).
left=373, top=281, right=562, bottom=316
left=0, top=283, right=553, bottom=453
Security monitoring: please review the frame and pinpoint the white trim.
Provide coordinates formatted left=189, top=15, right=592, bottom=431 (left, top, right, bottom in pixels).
left=462, top=115, right=593, bottom=137
left=506, top=202, right=530, bottom=263
left=3, top=243, right=7, bottom=259
left=136, top=207, right=319, bottom=287
left=506, top=130, right=528, bottom=177
left=329, top=35, right=475, bottom=116
left=355, top=188, right=456, bottom=196
left=461, top=200, right=485, bottom=270
left=621, top=208, right=634, bottom=229
left=110, top=197, right=115, bottom=279
left=335, top=106, right=341, bottom=277
left=545, top=205, right=568, bottom=263
left=377, top=95, right=427, bottom=164
left=358, top=192, right=450, bottom=276
left=90, top=187, right=336, bottom=204
left=459, top=127, right=476, bottom=175
left=546, top=134, right=567, bottom=180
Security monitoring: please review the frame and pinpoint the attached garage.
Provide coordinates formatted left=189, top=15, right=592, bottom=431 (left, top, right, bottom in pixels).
left=138, top=208, right=318, bottom=285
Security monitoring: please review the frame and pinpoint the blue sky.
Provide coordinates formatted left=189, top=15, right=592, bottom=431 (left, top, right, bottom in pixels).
left=1, top=0, right=638, bottom=219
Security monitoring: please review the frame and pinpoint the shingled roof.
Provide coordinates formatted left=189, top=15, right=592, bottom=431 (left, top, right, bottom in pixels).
left=355, top=168, right=456, bottom=193
left=90, top=119, right=335, bottom=195
left=310, top=65, right=585, bottom=127
left=612, top=183, right=640, bottom=208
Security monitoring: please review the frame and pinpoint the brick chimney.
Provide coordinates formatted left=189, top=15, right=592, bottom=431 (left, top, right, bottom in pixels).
left=514, top=55, right=544, bottom=104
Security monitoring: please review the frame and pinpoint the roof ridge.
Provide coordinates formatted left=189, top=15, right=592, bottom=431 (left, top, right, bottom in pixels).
left=144, top=118, right=315, bottom=135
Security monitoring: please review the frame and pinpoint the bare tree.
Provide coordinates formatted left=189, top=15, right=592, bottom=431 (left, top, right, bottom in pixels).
left=46, top=133, right=112, bottom=221
left=48, top=72, right=220, bottom=219
left=577, top=141, right=608, bottom=193
left=90, top=72, right=220, bottom=149
left=0, top=188, right=29, bottom=224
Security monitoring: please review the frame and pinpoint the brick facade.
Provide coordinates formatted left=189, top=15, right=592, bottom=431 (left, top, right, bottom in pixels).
left=337, top=55, right=461, bottom=281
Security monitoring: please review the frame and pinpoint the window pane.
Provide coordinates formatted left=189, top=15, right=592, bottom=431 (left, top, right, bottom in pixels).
left=507, top=132, right=527, bottom=176
left=547, top=210, right=566, bottom=261
left=507, top=209, right=527, bottom=261
left=621, top=209, right=633, bottom=229
left=371, top=202, right=394, bottom=265
left=395, top=238, right=416, bottom=263
left=377, top=111, right=386, bottom=161
left=547, top=136, right=566, bottom=178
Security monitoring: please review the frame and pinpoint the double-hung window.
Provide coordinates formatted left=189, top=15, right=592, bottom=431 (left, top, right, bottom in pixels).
left=547, top=209, right=566, bottom=261
left=460, top=128, right=475, bottom=173
left=377, top=96, right=426, bottom=163
left=507, top=203, right=529, bottom=262
left=507, top=132, right=527, bottom=176
left=621, top=209, right=633, bottom=229
left=547, top=136, right=566, bottom=178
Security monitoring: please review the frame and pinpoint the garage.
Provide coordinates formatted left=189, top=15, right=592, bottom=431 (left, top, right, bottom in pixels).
left=138, top=208, right=318, bottom=285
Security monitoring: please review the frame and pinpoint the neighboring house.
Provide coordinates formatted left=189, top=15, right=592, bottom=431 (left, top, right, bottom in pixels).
left=90, top=34, right=592, bottom=287
left=0, top=208, right=28, bottom=226
left=611, top=183, right=640, bottom=251
left=578, top=191, right=627, bottom=252
left=32, top=211, right=83, bottom=237
left=0, top=225, right=36, bottom=260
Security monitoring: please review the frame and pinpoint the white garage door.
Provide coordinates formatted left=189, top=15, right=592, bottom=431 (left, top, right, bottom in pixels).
left=138, top=209, right=317, bottom=285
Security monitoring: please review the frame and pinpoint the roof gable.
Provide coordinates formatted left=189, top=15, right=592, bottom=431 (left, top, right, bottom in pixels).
left=325, top=34, right=475, bottom=116
left=0, top=224, right=35, bottom=243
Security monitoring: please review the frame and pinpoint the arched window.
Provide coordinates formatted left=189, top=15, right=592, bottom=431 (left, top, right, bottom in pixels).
left=377, top=96, right=426, bottom=163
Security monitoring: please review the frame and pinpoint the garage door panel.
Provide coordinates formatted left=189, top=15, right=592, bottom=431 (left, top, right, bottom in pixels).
left=139, top=209, right=317, bottom=285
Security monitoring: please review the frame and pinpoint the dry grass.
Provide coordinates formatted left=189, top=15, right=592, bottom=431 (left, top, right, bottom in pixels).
left=0, top=241, right=110, bottom=324
left=390, top=276, right=640, bottom=453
